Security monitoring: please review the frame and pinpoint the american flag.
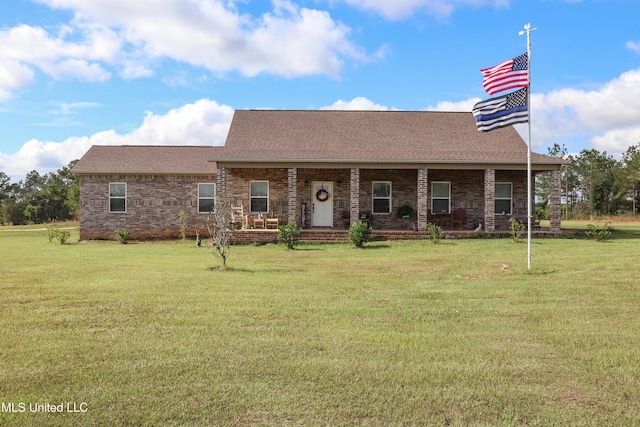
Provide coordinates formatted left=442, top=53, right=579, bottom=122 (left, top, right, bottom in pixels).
left=481, top=53, right=528, bottom=95
left=472, top=87, right=528, bottom=132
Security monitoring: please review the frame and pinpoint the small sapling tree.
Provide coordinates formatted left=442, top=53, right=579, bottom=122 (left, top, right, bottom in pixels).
left=508, top=217, right=526, bottom=243
left=178, top=209, right=188, bottom=241
left=206, top=197, right=235, bottom=269
left=426, top=222, right=444, bottom=244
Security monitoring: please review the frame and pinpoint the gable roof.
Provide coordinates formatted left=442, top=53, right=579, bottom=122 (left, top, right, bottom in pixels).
left=216, top=110, right=563, bottom=166
left=72, top=145, right=218, bottom=175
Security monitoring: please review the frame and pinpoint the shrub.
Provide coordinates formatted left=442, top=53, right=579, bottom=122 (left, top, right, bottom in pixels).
left=509, top=217, right=526, bottom=243
left=426, top=222, right=444, bottom=244
left=116, top=229, right=131, bottom=244
left=46, top=223, right=70, bottom=245
left=47, top=223, right=58, bottom=242
left=278, top=221, right=302, bottom=249
left=348, top=220, right=372, bottom=248
left=585, top=222, right=612, bottom=242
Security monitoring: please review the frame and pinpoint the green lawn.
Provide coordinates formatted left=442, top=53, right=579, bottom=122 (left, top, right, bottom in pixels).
left=1, top=222, right=639, bottom=426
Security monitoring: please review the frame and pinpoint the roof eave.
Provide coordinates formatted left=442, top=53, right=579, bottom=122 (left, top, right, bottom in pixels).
left=209, top=157, right=565, bottom=166
left=73, top=170, right=217, bottom=175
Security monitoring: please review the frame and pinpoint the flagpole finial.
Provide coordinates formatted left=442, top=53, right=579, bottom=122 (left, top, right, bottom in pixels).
left=519, top=23, right=537, bottom=36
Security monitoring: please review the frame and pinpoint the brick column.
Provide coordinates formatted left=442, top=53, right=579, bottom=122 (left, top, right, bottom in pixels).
left=287, top=167, right=298, bottom=225
left=550, top=168, right=562, bottom=235
left=216, top=166, right=227, bottom=198
left=484, top=169, right=495, bottom=232
left=349, top=168, right=360, bottom=225
left=417, top=168, right=428, bottom=232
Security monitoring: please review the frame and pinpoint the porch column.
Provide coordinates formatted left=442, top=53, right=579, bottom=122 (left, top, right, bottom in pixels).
left=287, top=167, right=298, bottom=225
left=484, top=169, right=495, bottom=232
left=550, top=168, right=562, bottom=235
left=216, top=166, right=227, bottom=198
left=349, top=168, right=360, bottom=225
left=417, top=168, right=429, bottom=232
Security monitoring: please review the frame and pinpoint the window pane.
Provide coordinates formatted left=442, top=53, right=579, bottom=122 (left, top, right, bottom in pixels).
left=251, top=182, right=268, bottom=197
left=199, top=183, right=216, bottom=198
left=110, top=183, right=126, bottom=197
left=373, top=182, right=390, bottom=198
left=495, top=200, right=511, bottom=214
left=110, top=198, right=126, bottom=212
left=495, top=183, right=511, bottom=199
left=433, top=199, right=449, bottom=213
left=251, top=198, right=268, bottom=213
left=199, top=199, right=215, bottom=213
left=373, top=199, right=390, bottom=214
left=432, top=182, right=449, bottom=198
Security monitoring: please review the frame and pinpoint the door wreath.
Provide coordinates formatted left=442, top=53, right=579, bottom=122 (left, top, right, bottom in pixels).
left=315, top=188, right=330, bottom=202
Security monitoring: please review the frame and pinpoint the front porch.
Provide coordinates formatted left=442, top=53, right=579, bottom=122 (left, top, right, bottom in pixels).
left=217, top=166, right=563, bottom=236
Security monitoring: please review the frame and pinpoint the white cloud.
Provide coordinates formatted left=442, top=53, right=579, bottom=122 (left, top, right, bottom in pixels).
left=341, top=0, right=509, bottom=20
left=0, top=24, right=113, bottom=99
left=590, top=126, right=640, bottom=154
left=0, top=58, right=35, bottom=101
left=0, top=99, right=234, bottom=180
left=0, top=0, right=375, bottom=98
left=627, top=40, right=640, bottom=54
left=531, top=68, right=640, bottom=155
left=321, top=96, right=391, bottom=110
left=426, top=98, right=479, bottom=111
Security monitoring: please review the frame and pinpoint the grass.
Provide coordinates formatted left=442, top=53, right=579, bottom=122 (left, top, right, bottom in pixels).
left=1, top=221, right=639, bottom=426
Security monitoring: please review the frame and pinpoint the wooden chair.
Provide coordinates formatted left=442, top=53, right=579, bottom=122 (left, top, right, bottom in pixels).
left=231, top=204, right=248, bottom=229
left=518, top=218, right=541, bottom=230
left=341, top=211, right=351, bottom=229
left=451, top=209, right=465, bottom=229
left=253, top=215, right=265, bottom=229
left=266, top=217, right=279, bottom=229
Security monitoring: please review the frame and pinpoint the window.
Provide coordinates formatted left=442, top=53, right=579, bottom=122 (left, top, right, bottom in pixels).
left=495, top=183, right=512, bottom=214
left=372, top=181, right=391, bottom=214
left=431, top=182, right=450, bottom=213
left=109, top=183, right=126, bottom=213
left=198, top=183, right=216, bottom=213
left=250, top=181, right=269, bottom=213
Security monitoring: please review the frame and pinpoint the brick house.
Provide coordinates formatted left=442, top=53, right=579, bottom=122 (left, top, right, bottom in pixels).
left=73, top=110, right=565, bottom=240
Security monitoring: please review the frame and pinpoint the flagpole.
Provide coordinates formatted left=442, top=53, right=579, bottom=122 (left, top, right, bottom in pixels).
left=520, top=23, right=536, bottom=269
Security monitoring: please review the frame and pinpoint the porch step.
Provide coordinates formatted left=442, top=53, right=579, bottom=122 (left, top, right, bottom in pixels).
left=230, top=228, right=426, bottom=244
left=228, top=227, right=562, bottom=244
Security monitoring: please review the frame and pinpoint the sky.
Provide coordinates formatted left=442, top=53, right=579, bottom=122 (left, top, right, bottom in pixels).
left=1, top=0, right=640, bottom=182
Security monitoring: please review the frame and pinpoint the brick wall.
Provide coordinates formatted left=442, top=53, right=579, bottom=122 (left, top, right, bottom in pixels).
left=79, top=174, right=216, bottom=240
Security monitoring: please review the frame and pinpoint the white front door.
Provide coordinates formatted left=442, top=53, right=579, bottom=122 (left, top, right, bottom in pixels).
left=311, top=181, right=333, bottom=227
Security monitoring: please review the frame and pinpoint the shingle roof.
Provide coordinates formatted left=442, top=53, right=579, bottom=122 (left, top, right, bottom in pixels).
left=72, top=145, right=218, bottom=174
left=217, top=110, right=562, bottom=165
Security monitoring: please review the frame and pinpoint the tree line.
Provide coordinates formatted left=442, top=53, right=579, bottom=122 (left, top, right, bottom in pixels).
left=536, top=144, right=640, bottom=219
left=0, top=160, right=79, bottom=225
left=1, top=147, right=638, bottom=226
